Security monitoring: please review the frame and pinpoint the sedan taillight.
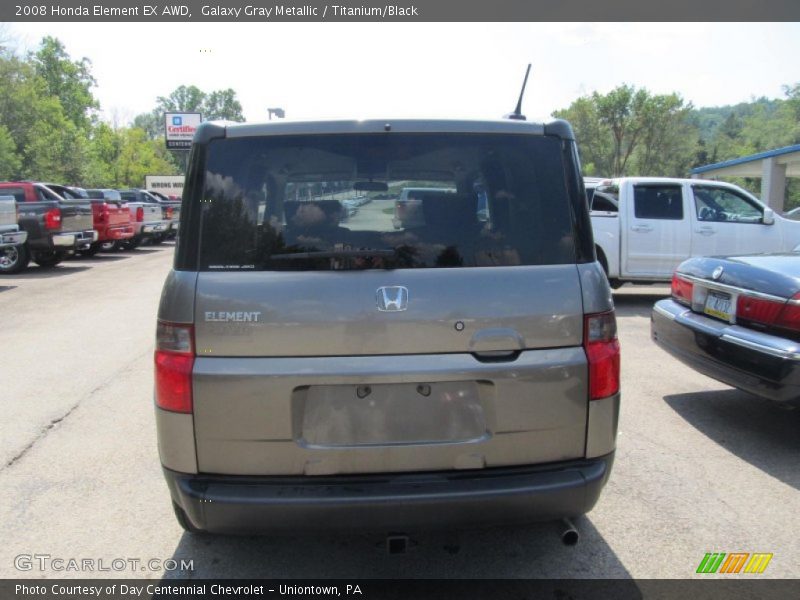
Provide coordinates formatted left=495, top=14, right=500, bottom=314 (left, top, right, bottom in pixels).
left=736, top=291, right=800, bottom=338
left=671, top=273, right=693, bottom=306
left=736, top=295, right=784, bottom=328
left=775, top=292, right=800, bottom=334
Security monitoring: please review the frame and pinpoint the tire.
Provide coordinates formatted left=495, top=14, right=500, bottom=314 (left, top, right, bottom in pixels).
left=80, top=243, right=100, bottom=257
left=172, top=502, right=204, bottom=534
left=33, top=251, right=63, bottom=268
left=99, top=240, right=119, bottom=252
left=0, top=243, right=30, bottom=275
left=150, top=234, right=164, bottom=246
left=120, top=236, right=141, bottom=250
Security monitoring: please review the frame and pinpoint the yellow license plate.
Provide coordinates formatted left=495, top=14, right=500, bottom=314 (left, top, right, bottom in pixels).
left=704, top=292, right=734, bottom=322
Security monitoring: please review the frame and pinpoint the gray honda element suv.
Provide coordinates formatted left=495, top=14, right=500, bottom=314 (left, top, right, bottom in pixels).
left=155, top=118, right=620, bottom=534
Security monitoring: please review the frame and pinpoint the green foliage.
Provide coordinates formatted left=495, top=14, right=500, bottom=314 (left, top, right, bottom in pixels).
left=554, top=84, right=697, bottom=177
left=203, top=88, right=244, bottom=121
left=0, top=37, right=178, bottom=187
left=84, top=124, right=177, bottom=188
left=31, top=36, right=98, bottom=131
left=0, top=50, right=88, bottom=182
left=0, top=124, right=21, bottom=179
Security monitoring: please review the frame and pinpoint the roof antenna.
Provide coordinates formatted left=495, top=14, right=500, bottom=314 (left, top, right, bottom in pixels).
left=504, top=64, right=531, bottom=121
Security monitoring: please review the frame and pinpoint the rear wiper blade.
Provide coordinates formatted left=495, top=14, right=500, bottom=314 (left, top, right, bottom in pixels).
left=270, top=249, right=396, bottom=260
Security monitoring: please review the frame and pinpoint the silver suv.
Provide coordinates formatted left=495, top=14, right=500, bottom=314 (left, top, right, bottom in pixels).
left=155, top=118, right=620, bottom=534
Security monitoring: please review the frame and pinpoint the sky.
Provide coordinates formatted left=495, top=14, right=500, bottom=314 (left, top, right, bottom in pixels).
left=6, top=22, right=800, bottom=124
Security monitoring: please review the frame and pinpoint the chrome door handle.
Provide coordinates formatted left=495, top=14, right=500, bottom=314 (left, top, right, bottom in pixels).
left=631, top=225, right=653, bottom=233
left=696, top=227, right=716, bottom=236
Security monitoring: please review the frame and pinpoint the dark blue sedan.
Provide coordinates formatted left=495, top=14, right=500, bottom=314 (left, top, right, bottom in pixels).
left=651, top=252, right=800, bottom=403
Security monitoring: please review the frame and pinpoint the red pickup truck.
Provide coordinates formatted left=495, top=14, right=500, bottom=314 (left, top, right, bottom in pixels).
left=46, top=185, right=134, bottom=254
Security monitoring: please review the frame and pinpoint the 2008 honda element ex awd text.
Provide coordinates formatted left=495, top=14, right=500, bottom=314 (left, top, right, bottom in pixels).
left=155, top=118, right=620, bottom=534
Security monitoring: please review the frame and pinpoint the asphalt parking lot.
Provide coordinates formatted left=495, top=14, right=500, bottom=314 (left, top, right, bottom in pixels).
left=1, top=246, right=797, bottom=579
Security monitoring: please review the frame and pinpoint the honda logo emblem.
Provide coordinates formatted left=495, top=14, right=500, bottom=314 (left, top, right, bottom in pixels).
left=376, top=286, right=409, bottom=312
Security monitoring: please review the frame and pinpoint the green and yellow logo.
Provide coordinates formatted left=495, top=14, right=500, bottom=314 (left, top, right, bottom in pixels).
left=696, top=552, right=773, bottom=574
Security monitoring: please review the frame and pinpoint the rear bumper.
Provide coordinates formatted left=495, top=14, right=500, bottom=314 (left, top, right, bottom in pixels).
left=652, top=299, right=800, bottom=402
left=0, top=230, right=27, bottom=248
left=137, top=221, right=168, bottom=236
left=164, top=453, right=614, bottom=534
left=98, top=225, right=134, bottom=242
left=51, top=232, right=77, bottom=247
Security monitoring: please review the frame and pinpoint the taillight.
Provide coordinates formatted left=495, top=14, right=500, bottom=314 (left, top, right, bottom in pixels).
left=136, top=206, right=144, bottom=222
left=736, top=292, right=800, bottom=338
left=99, top=202, right=109, bottom=222
left=775, top=293, right=800, bottom=334
left=671, top=273, right=693, bottom=306
left=166, top=206, right=173, bottom=219
left=736, top=295, right=783, bottom=328
left=154, top=321, right=194, bottom=413
left=44, top=207, right=62, bottom=230
left=584, top=311, right=620, bottom=400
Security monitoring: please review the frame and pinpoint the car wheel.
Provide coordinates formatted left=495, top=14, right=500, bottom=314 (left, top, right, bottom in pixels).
left=121, top=236, right=141, bottom=250
left=171, top=502, right=204, bottom=534
left=150, top=234, right=164, bottom=246
left=80, top=243, right=100, bottom=257
left=33, top=251, right=63, bottom=268
left=99, top=240, right=119, bottom=252
left=0, top=243, right=30, bottom=274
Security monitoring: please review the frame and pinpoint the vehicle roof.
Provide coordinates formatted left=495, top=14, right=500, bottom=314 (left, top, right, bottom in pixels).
left=599, top=176, right=750, bottom=186
left=200, top=118, right=575, bottom=141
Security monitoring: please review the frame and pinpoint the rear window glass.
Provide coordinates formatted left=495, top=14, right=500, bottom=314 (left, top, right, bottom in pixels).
left=633, top=185, right=683, bottom=220
left=0, top=187, right=25, bottom=203
left=197, top=133, right=576, bottom=271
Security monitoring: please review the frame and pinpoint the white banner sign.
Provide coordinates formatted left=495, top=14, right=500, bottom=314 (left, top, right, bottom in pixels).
left=164, top=112, right=202, bottom=149
left=145, top=175, right=185, bottom=197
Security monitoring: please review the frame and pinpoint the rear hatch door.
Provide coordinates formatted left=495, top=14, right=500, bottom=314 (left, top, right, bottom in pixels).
left=189, top=130, right=590, bottom=476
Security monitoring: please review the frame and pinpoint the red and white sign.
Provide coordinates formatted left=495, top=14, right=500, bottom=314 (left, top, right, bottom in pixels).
left=164, top=112, right=202, bottom=150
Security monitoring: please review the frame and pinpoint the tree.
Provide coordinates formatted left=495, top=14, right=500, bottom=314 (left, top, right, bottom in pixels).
left=156, top=84, right=206, bottom=113
left=0, top=124, right=21, bottom=179
left=554, top=84, right=698, bottom=177
left=31, top=36, right=98, bottom=130
left=594, top=85, right=649, bottom=175
left=0, top=52, right=89, bottom=182
left=85, top=124, right=177, bottom=188
left=632, top=93, right=696, bottom=176
left=203, top=88, right=244, bottom=121
left=134, top=84, right=246, bottom=141
left=132, top=112, right=160, bottom=139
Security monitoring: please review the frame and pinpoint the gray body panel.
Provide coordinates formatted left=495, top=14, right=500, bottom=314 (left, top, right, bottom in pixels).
left=158, top=269, right=198, bottom=324
left=223, top=118, right=548, bottom=139
left=193, top=348, right=589, bottom=476
left=194, top=265, right=584, bottom=357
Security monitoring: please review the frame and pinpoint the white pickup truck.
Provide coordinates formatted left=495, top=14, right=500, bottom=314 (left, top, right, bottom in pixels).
left=0, top=195, right=28, bottom=274
left=588, top=177, right=800, bottom=287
